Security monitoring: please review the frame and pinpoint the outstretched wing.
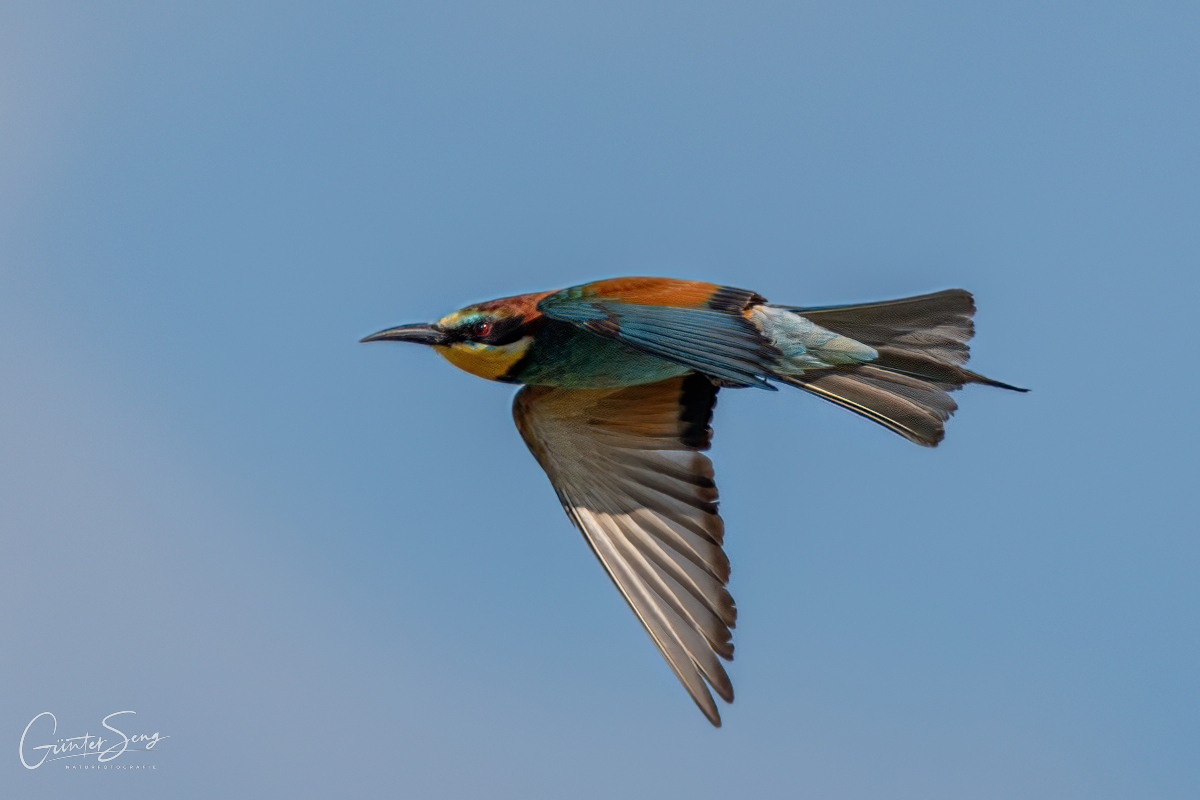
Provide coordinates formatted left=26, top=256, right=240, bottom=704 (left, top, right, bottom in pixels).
left=512, top=373, right=736, bottom=725
left=538, top=277, right=779, bottom=389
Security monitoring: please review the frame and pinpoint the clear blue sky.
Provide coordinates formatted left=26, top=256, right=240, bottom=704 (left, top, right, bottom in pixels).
left=2, top=2, right=1196, bottom=798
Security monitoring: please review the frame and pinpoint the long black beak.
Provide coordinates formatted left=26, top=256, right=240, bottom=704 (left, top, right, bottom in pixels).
left=359, top=323, right=449, bottom=346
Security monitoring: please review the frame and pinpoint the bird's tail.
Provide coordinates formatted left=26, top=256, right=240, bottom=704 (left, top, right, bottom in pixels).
left=778, top=289, right=1026, bottom=447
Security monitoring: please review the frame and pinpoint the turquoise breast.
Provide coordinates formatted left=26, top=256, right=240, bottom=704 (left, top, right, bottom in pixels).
left=512, top=321, right=690, bottom=389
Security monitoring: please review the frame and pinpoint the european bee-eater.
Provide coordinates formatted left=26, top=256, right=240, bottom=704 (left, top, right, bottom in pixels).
left=362, top=276, right=1024, bottom=726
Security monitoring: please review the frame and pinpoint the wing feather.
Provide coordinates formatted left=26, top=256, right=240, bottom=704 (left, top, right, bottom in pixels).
left=539, top=284, right=780, bottom=389
left=513, top=374, right=736, bottom=725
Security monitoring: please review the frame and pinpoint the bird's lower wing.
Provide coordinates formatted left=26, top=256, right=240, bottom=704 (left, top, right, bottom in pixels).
left=512, top=374, right=736, bottom=726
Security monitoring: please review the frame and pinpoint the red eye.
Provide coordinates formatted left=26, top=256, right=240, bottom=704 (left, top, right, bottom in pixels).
left=473, top=320, right=492, bottom=338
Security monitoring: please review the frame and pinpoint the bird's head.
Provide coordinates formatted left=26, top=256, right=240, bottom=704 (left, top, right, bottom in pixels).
left=361, top=294, right=545, bottom=381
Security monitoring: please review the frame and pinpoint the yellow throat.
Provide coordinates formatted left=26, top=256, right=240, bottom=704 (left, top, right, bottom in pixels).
left=434, top=338, right=532, bottom=381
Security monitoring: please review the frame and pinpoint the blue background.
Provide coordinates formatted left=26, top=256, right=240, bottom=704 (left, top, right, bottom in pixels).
left=2, top=2, right=1196, bottom=797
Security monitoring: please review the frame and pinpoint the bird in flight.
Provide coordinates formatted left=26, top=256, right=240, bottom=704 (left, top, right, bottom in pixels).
left=361, top=276, right=1024, bottom=726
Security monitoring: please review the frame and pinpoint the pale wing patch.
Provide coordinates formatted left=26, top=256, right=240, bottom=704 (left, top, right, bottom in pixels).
left=513, top=377, right=736, bottom=726
left=747, top=305, right=877, bottom=372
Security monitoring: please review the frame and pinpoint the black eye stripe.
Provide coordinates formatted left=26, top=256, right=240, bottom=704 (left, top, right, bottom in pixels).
left=487, top=325, right=528, bottom=346
left=483, top=317, right=527, bottom=345
left=455, top=316, right=526, bottom=345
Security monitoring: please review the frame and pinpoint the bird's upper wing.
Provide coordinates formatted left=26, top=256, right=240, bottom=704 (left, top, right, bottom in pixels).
left=512, top=373, right=737, bottom=726
left=538, top=277, right=780, bottom=389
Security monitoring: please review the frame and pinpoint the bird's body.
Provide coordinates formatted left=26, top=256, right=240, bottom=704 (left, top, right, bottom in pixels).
left=362, top=276, right=1024, bottom=725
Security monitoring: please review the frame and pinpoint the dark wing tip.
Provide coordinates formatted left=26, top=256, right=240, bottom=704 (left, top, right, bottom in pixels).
left=706, top=285, right=767, bottom=313
left=679, top=374, right=720, bottom=448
